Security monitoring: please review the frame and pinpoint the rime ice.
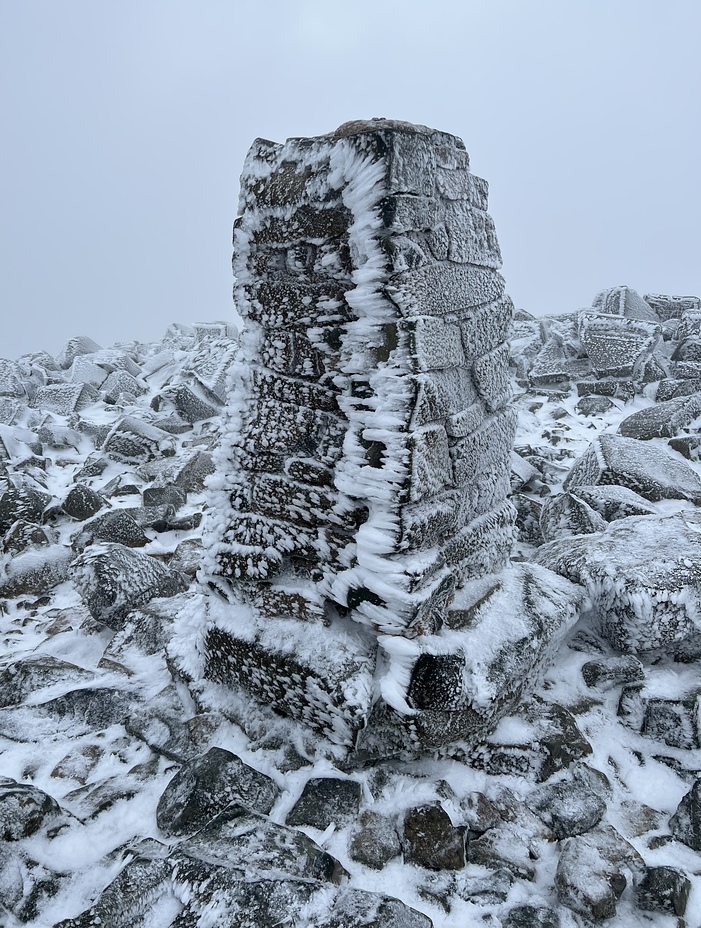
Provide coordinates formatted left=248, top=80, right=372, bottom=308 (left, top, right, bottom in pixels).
left=197, top=119, right=578, bottom=753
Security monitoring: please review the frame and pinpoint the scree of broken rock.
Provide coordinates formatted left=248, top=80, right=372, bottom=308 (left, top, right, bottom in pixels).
left=197, top=118, right=582, bottom=756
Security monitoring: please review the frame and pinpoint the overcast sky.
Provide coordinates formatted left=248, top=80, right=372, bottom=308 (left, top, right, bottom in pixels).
left=1, top=1, right=699, bottom=360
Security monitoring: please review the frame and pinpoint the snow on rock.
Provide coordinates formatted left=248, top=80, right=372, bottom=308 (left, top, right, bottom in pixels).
left=71, top=542, right=187, bottom=628
left=534, top=512, right=701, bottom=653
left=356, top=563, right=584, bottom=755
left=564, top=432, right=701, bottom=502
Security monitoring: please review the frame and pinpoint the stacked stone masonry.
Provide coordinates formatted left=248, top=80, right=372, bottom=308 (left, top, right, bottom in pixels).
left=202, top=119, right=523, bottom=751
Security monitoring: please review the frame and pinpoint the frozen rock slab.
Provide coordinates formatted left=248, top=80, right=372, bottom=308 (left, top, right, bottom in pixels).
left=618, top=392, right=701, bottom=440
left=564, top=433, right=701, bottom=503
left=157, top=747, right=281, bottom=836
left=578, top=311, right=659, bottom=379
left=286, top=777, right=362, bottom=831
left=358, top=564, right=584, bottom=754
left=0, top=544, right=74, bottom=598
left=555, top=824, right=644, bottom=921
left=71, top=542, right=188, bottom=629
left=534, top=512, right=701, bottom=653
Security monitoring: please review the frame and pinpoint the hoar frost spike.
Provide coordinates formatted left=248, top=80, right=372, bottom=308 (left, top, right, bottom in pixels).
left=196, top=118, right=582, bottom=755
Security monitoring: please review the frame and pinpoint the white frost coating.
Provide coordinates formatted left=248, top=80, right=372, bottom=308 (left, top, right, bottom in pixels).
left=377, top=635, right=420, bottom=716
left=327, top=138, right=422, bottom=630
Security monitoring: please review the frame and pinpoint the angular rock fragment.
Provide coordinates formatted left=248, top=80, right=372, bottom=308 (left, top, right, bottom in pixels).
left=287, top=777, right=362, bottom=830
left=157, top=747, right=280, bottom=835
left=502, top=905, right=560, bottom=928
left=402, top=803, right=465, bottom=870
left=539, top=491, right=607, bottom=542
left=579, top=311, right=659, bottom=379
left=567, top=484, right=656, bottom=522
left=175, top=803, right=346, bottom=884
left=62, top=483, right=104, bottom=520
left=635, top=865, right=691, bottom=916
left=618, top=392, right=701, bottom=440
left=0, top=655, right=93, bottom=708
left=124, top=684, right=197, bottom=761
left=564, top=433, right=701, bottom=503
left=0, top=479, right=51, bottom=533
left=644, top=293, right=699, bottom=321
left=30, top=383, right=97, bottom=415
left=643, top=693, right=701, bottom=749
left=669, top=777, right=701, bottom=850
left=349, top=810, right=401, bottom=870
left=317, top=888, right=432, bottom=928
left=74, top=509, right=149, bottom=548
left=55, top=335, right=102, bottom=369
left=0, top=544, right=74, bottom=598
left=581, top=655, right=644, bottom=690
left=471, top=701, right=592, bottom=782
left=526, top=772, right=606, bottom=838
left=71, top=542, right=187, bottom=628
left=102, top=416, right=176, bottom=465
left=593, top=285, right=659, bottom=322
left=0, top=777, right=61, bottom=840
left=535, top=512, right=701, bottom=653
left=555, top=825, right=644, bottom=921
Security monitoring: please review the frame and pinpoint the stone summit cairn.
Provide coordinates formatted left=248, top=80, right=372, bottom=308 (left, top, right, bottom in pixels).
left=187, top=119, right=582, bottom=756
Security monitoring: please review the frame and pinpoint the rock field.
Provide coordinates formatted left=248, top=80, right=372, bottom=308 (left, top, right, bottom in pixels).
left=2, top=286, right=701, bottom=926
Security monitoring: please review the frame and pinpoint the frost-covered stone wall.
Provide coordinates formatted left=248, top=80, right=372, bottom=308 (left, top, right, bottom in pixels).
left=200, top=119, right=547, bottom=750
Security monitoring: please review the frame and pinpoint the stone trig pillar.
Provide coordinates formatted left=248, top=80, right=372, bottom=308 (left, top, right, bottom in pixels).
left=200, top=119, right=519, bottom=751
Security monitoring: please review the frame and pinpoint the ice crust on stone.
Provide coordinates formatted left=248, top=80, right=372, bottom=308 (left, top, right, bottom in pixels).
left=189, top=119, right=550, bottom=753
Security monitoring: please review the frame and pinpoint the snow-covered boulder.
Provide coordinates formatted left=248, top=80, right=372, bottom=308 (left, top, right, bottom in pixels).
left=357, top=563, right=584, bottom=754
left=0, top=544, right=74, bottom=598
left=534, top=512, right=701, bottom=653
left=71, top=542, right=187, bottom=628
left=156, top=747, right=280, bottom=835
left=564, top=433, right=701, bottom=502
left=555, top=824, right=644, bottom=921
left=618, top=392, right=701, bottom=440
left=578, top=311, right=660, bottom=380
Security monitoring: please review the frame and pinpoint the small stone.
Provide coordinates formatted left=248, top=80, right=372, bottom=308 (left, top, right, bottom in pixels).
left=287, top=777, right=362, bottom=831
left=502, top=905, right=560, bottom=928
left=349, top=811, right=401, bottom=870
left=62, top=484, right=104, bottom=521
left=581, top=655, right=644, bottom=690
left=669, top=777, right=701, bottom=850
left=526, top=774, right=606, bottom=839
left=635, top=865, right=690, bottom=916
left=142, top=484, right=187, bottom=509
left=402, top=802, right=466, bottom=871
left=156, top=747, right=281, bottom=836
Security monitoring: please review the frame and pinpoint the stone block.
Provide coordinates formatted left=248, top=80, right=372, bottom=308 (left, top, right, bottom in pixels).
left=387, top=263, right=505, bottom=318
left=405, top=315, right=465, bottom=371
left=459, top=294, right=513, bottom=359
left=644, top=293, right=700, bottom=320
left=472, top=343, right=512, bottom=411
left=408, top=424, right=452, bottom=502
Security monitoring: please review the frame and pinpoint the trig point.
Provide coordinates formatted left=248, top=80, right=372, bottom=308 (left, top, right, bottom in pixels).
left=196, top=119, right=580, bottom=755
